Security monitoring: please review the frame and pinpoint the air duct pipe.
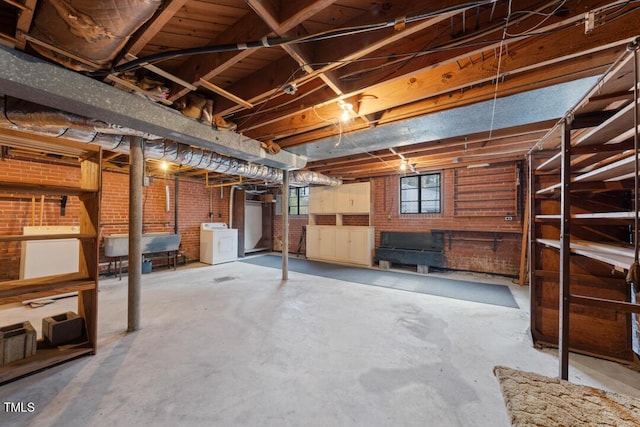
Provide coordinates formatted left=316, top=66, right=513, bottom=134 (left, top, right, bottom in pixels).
left=0, top=97, right=341, bottom=186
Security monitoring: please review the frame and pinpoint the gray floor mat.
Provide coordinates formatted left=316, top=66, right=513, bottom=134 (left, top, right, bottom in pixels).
left=240, top=255, right=518, bottom=309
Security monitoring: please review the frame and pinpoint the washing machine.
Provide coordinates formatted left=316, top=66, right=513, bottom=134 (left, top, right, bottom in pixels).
left=200, top=223, right=238, bottom=264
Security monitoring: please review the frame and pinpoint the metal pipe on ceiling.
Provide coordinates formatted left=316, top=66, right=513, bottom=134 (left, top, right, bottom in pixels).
left=0, top=97, right=341, bottom=187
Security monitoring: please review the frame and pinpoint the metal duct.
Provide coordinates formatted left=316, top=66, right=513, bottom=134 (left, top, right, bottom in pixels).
left=0, top=97, right=341, bottom=186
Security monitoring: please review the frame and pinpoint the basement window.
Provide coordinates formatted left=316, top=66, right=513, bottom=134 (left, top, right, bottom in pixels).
left=288, top=186, right=309, bottom=215
left=400, top=173, right=441, bottom=214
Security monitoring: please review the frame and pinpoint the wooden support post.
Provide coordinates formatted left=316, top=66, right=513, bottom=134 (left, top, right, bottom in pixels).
left=39, top=195, right=44, bottom=226
left=518, top=185, right=530, bottom=286
left=559, top=118, right=572, bottom=380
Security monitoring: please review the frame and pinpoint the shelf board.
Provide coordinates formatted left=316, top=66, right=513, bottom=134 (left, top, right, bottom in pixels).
left=574, top=153, right=637, bottom=182
left=537, top=238, right=634, bottom=270
left=0, top=233, right=96, bottom=242
left=0, top=274, right=95, bottom=305
left=537, top=154, right=637, bottom=195
left=536, top=212, right=635, bottom=224
left=0, top=342, right=93, bottom=384
left=575, top=101, right=636, bottom=147
left=0, top=180, right=98, bottom=195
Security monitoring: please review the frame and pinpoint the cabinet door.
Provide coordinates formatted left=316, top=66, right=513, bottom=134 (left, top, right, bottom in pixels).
left=334, top=228, right=351, bottom=262
left=336, top=182, right=370, bottom=213
left=349, top=227, right=373, bottom=265
left=306, top=226, right=321, bottom=259
left=309, top=186, right=335, bottom=213
left=318, top=227, right=335, bottom=260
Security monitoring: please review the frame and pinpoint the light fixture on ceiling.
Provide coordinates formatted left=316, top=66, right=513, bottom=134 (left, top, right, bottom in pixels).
left=338, top=100, right=353, bottom=122
left=283, top=83, right=297, bottom=95
left=400, top=159, right=408, bottom=171
left=161, top=161, right=169, bottom=171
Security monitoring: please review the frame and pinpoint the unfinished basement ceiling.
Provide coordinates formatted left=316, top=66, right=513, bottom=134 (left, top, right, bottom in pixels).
left=0, top=0, right=639, bottom=179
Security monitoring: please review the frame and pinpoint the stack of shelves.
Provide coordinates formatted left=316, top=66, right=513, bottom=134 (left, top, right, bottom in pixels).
left=0, top=138, right=101, bottom=383
left=529, top=43, right=640, bottom=372
left=306, top=181, right=374, bottom=266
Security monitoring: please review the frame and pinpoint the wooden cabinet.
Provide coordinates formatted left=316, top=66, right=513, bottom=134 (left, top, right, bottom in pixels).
left=0, top=140, right=101, bottom=383
left=308, top=186, right=335, bottom=213
left=307, top=182, right=374, bottom=266
left=307, top=226, right=374, bottom=266
left=336, top=182, right=370, bottom=213
left=529, top=46, right=639, bottom=366
left=309, top=182, right=369, bottom=214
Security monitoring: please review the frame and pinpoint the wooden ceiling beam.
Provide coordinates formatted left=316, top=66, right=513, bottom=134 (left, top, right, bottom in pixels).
left=123, top=0, right=189, bottom=59
left=236, top=1, right=635, bottom=142
left=216, top=0, right=469, bottom=115
left=169, top=11, right=271, bottom=101
left=243, top=23, right=632, bottom=145
left=14, top=0, right=36, bottom=50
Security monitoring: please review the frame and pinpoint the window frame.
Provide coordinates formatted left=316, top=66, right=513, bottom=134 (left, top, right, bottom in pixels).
left=288, top=186, right=309, bottom=215
left=399, top=172, right=442, bottom=214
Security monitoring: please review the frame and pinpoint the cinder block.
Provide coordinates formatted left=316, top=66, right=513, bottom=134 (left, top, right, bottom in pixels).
left=417, top=265, right=430, bottom=274
left=42, top=312, right=85, bottom=347
left=379, top=260, right=390, bottom=270
left=0, top=321, right=37, bottom=366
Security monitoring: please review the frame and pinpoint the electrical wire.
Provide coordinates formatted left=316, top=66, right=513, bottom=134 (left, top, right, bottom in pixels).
left=89, top=1, right=496, bottom=77
left=487, top=0, right=512, bottom=141
left=505, top=0, right=567, bottom=37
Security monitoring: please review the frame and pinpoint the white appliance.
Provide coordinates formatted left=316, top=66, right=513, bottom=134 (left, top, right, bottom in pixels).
left=20, top=226, right=80, bottom=279
left=200, top=223, right=238, bottom=265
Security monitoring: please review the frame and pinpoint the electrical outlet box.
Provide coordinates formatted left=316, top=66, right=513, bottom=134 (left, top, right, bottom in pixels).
left=505, top=216, right=513, bottom=221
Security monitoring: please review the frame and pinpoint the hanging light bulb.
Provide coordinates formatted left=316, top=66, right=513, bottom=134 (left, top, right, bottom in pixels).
left=161, top=161, right=169, bottom=171
left=338, top=100, right=353, bottom=122
left=400, top=159, right=408, bottom=171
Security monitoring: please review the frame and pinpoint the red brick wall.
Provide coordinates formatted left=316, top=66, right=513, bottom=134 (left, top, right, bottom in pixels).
left=0, top=158, right=83, bottom=280
left=2, top=155, right=524, bottom=279
left=100, top=170, right=230, bottom=267
left=0, top=157, right=228, bottom=279
left=274, top=161, right=524, bottom=276
left=372, top=163, right=524, bottom=276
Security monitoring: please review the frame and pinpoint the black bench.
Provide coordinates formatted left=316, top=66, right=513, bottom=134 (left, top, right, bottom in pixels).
left=375, top=231, right=444, bottom=273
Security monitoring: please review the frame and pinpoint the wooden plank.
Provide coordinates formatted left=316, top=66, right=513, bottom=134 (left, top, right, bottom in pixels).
left=518, top=188, right=529, bottom=286
left=537, top=212, right=635, bottom=220
left=537, top=238, right=635, bottom=271
left=0, top=234, right=95, bottom=242
left=0, top=345, right=93, bottom=384
left=575, top=100, right=637, bottom=147
left=574, top=154, right=638, bottom=183
left=0, top=280, right=95, bottom=305
left=124, top=0, right=191, bottom=57
left=571, top=295, right=640, bottom=314
left=0, top=181, right=97, bottom=195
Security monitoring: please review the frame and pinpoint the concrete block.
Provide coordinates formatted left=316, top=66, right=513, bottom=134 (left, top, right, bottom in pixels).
left=379, top=260, right=390, bottom=270
left=42, top=312, right=85, bottom=347
left=417, top=265, right=430, bottom=274
left=0, top=321, right=37, bottom=366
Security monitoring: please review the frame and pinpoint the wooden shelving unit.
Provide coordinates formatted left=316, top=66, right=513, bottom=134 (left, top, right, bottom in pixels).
left=0, top=141, right=101, bottom=384
left=529, top=44, right=640, bottom=375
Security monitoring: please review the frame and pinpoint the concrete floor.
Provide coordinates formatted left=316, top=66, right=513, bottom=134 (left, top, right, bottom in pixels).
left=1, top=257, right=639, bottom=426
